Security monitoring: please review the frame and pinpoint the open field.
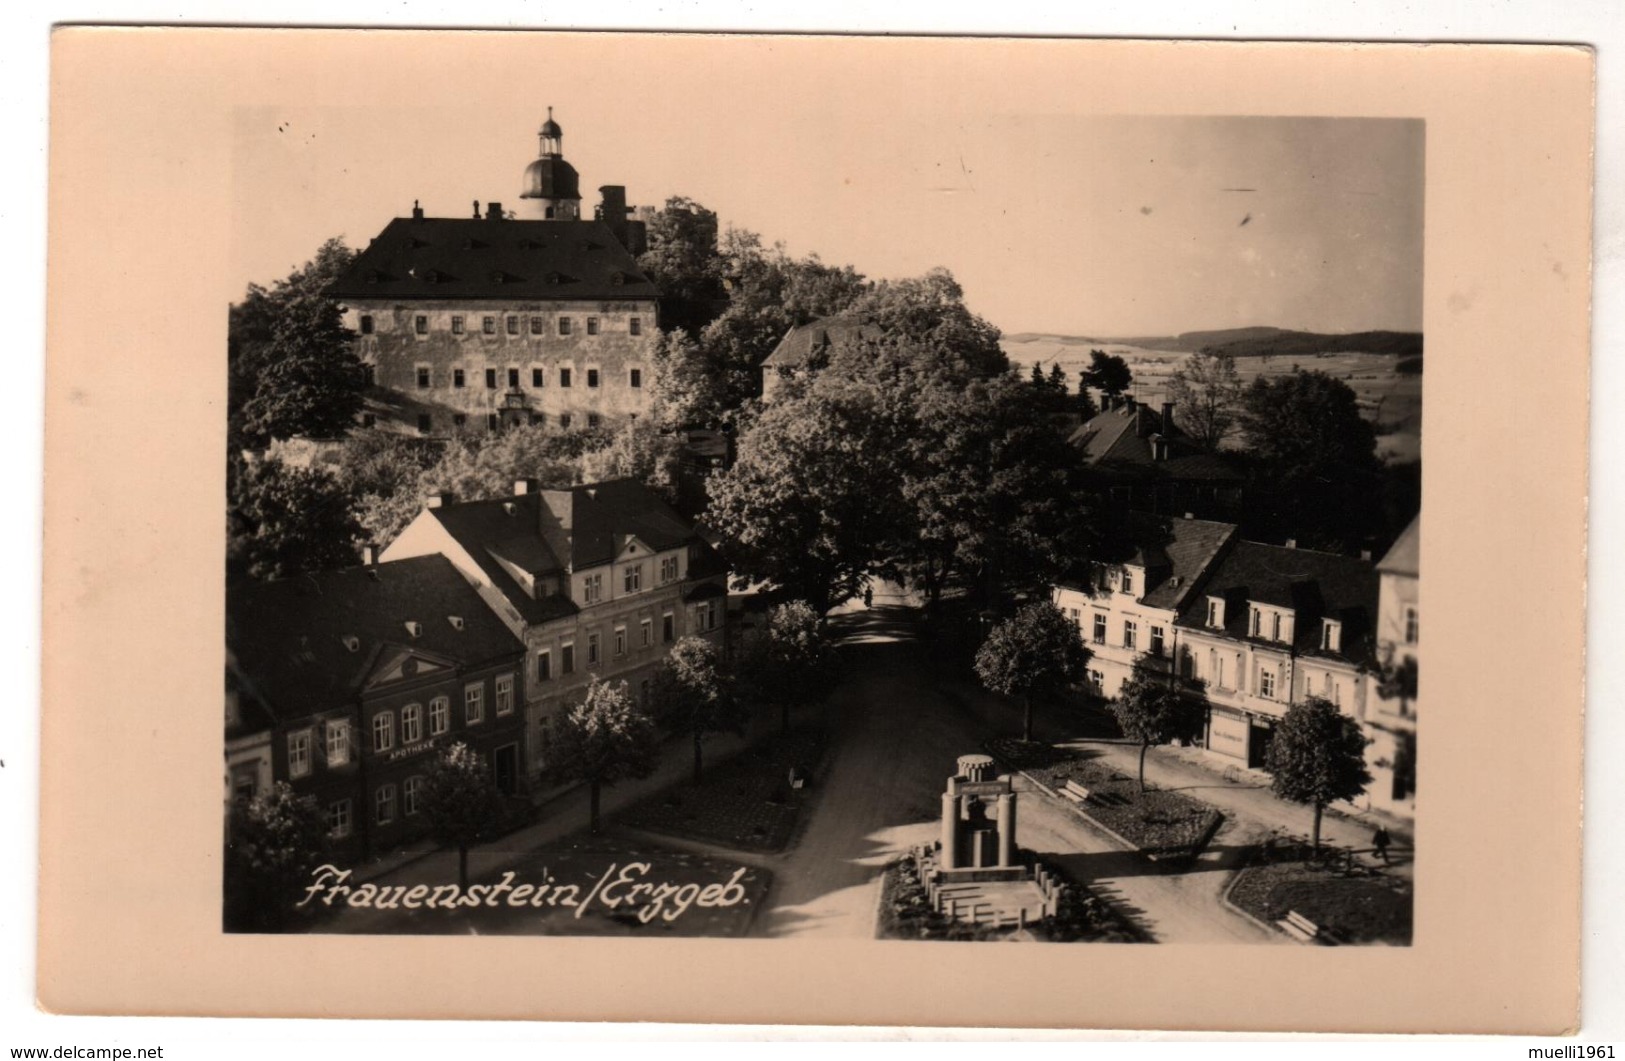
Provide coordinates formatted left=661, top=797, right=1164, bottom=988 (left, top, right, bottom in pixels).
left=1004, top=337, right=1422, bottom=463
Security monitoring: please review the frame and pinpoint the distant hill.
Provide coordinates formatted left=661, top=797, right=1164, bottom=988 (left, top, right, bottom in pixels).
left=1005, top=326, right=1422, bottom=359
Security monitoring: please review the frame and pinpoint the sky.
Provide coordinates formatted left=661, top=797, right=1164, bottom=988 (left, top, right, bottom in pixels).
left=229, top=52, right=1423, bottom=339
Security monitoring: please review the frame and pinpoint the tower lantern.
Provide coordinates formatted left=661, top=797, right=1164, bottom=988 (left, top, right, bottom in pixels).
left=520, top=106, right=581, bottom=220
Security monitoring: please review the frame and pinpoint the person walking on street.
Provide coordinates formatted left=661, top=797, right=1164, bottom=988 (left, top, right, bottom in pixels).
left=1372, top=826, right=1391, bottom=865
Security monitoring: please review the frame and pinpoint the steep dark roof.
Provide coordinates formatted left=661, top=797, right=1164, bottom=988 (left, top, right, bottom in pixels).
left=1174, top=541, right=1379, bottom=666
left=328, top=217, right=658, bottom=302
left=1377, top=515, right=1419, bottom=578
left=226, top=555, right=526, bottom=723
left=1056, top=515, right=1238, bottom=612
left=1068, top=403, right=1243, bottom=483
left=225, top=657, right=277, bottom=740
left=762, top=317, right=886, bottom=369
left=1135, top=517, right=1240, bottom=610
left=427, top=479, right=710, bottom=625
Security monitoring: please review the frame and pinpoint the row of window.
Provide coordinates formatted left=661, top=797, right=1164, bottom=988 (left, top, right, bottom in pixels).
left=531, top=600, right=720, bottom=684
left=323, top=776, right=427, bottom=838
left=582, top=558, right=681, bottom=604
left=285, top=676, right=514, bottom=778
left=1076, top=608, right=1166, bottom=657
left=361, top=313, right=643, bottom=339
left=413, top=365, right=642, bottom=390
left=410, top=411, right=603, bottom=434
left=536, top=613, right=676, bottom=682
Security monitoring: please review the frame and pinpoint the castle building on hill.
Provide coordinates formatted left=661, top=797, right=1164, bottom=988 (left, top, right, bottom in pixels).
left=328, top=110, right=660, bottom=439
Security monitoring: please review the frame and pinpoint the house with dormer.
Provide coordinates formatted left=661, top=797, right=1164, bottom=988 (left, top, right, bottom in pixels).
left=226, top=554, right=529, bottom=860
left=327, top=111, right=661, bottom=438
left=379, top=477, right=728, bottom=783
left=1172, top=540, right=1380, bottom=770
left=1067, top=397, right=1245, bottom=520
left=1051, top=515, right=1239, bottom=699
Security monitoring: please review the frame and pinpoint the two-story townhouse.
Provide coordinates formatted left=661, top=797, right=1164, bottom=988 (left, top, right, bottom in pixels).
left=1172, top=541, right=1380, bottom=771
left=378, top=477, right=729, bottom=784
left=1364, top=515, right=1418, bottom=817
left=1052, top=515, right=1238, bottom=699
left=226, top=555, right=529, bottom=861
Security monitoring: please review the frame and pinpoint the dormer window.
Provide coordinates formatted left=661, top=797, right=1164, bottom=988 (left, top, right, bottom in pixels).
left=341, top=635, right=360, bottom=653
left=1250, top=606, right=1263, bottom=638
left=1206, top=596, right=1225, bottom=629
left=448, top=615, right=465, bottom=631
left=404, top=621, right=422, bottom=639
left=1121, top=569, right=1135, bottom=595
left=1321, top=619, right=1342, bottom=652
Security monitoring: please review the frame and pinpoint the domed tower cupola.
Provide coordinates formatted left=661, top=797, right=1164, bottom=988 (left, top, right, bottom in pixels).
left=520, top=107, right=581, bottom=220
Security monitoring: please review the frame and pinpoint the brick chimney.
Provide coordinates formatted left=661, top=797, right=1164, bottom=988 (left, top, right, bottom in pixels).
left=427, top=492, right=449, bottom=509
left=486, top=201, right=505, bottom=221
left=360, top=543, right=378, bottom=566
left=513, top=478, right=538, bottom=496
left=1162, top=401, right=1175, bottom=432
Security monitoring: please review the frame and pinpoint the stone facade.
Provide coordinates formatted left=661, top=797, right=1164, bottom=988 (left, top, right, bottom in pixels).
left=344, top=297, right=657, bottom=437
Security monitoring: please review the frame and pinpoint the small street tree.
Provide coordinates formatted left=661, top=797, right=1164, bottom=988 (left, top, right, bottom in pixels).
left=648, top=636, right=749, bottom=783
left=973, top=601, right=1088, bottom=742
left=1110, top=657, right=1207, bottom=793
left=223, top=782, right=328, bottom=932
left=1263, top=696, right=1373, bottom=850
left=737, top=600, right=838, bottom=732
left=420, top=742, right=507, bottom=889
left=550, top=678, right=662, bottom=833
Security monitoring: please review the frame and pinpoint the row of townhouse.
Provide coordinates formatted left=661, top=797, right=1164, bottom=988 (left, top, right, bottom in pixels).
left=225, top=477, right=730, bottom=858
left=226, top=555, right=531, bottom=861
left=1053, top=514, right=1419, bottom=819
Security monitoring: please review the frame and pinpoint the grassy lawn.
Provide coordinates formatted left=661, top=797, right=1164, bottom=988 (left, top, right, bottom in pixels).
left=1228, top=856, right=1413, bottom=945
left=312, top=835, right=771, bottom=937
left=622, top=727, right=829, bottom=852
left=876, top=854, right=1146, bottom=944
left=987, top=737, right=1223, bottom=863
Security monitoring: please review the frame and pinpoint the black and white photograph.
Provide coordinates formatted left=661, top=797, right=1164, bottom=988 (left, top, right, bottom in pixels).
left=34, top=22, right=1602, bottom=1039
left=223, top=91, right=1424, bottom=945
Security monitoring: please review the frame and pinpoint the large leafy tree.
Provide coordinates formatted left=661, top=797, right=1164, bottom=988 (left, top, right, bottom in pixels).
left=973, top=602, right=1089, bottom=742
left=1081, top=349, right=1134, bottom=399
left=229, top=237, right=366, bottom=450
left=736, top=600, right=838, bottom=732
left=550, top=678, right=662, bottom=833
left=1236, top=369, right=1383, bottom=551
left=843, top=267, right=1007, bottom=380
left=647, top=636, right=748, bottom=783
left=1166, top=348, right=1244, bottom=451
left=1110, top=656, right=1207, bottom=793
left=227, top=457, right=363, bottom=581
left=1263, top=696, right=1372, bottom=850
left=899, top=371, right=1097, bottom=605
left=705, top=380, right=909, bottom=614
left=420, top=742, right=508, bottom=889
left=647, top=226, right=869, bottom=426
left=637, top=196, right=727, bottom=335
left=223, top=782, right=328, bottom=932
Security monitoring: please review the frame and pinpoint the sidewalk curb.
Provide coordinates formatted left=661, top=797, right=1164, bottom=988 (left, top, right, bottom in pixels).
left=1011, top=767, right=1147, bottom=859
left=1219, top=862, right=1290, bottom=941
